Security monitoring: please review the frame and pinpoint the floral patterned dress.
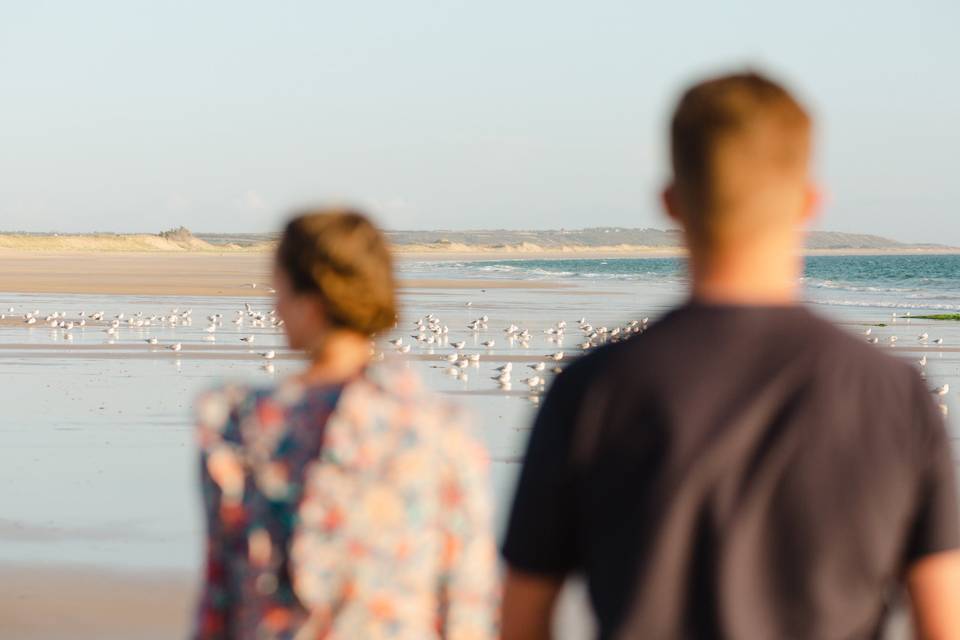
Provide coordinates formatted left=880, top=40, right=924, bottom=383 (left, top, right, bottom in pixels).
left=193, top=364, right=499, bottom=639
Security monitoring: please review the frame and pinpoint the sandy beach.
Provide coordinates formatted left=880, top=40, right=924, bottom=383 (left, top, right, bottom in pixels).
left=0, top=252, right=573, bottom=296
left=0, top=252, right=275, bottom=297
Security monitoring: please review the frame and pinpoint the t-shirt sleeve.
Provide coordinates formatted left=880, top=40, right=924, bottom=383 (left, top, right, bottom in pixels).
left=501, top=364, right=583, bottom=576
left=905, top=374, right=960, bottom=563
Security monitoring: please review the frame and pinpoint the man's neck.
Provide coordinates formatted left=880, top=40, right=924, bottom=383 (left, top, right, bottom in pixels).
left=688, top=242, right=802, bottom=306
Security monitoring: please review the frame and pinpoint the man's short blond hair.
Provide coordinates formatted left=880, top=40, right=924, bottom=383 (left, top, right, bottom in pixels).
left=670, top=72, right=812, bottom=248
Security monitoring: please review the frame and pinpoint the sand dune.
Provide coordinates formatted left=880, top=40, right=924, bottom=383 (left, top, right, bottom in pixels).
left=1, top=226, right=956, bottom=256
left=0, top=233, right=269, bottom=253
left=0, top=225, right=957, bottom=259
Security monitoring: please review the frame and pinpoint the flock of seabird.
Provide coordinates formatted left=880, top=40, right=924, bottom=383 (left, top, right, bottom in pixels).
left=861, top=313, right=953, bottom=415
left=382, top=313, right=652, bottom=400
left=3, top=301, right=956, bottom=412
left=6, top=303, right=284, bottom=373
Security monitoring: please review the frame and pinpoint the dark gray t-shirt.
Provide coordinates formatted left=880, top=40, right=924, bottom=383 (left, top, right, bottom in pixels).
left=503, top=303, right=960, bottom=639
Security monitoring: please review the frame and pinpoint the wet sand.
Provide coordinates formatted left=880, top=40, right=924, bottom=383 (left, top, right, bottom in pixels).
left=0, top=271, right=950, bottom=639
left=0, top=565, right=193, bottom=640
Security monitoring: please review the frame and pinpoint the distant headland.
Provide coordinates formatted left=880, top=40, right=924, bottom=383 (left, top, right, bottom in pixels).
left=0, top=226, right=954, bottom=257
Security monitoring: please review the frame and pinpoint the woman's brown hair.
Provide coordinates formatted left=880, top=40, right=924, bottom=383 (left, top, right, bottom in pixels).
left=276, top=208, right=397, bottom=335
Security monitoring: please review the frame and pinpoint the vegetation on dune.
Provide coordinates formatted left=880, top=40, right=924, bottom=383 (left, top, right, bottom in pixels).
left=158, top=226, right=194, bottom=241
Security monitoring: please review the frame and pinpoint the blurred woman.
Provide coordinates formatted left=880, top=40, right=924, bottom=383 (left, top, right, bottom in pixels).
left=193, top=209, right=498, bottom=639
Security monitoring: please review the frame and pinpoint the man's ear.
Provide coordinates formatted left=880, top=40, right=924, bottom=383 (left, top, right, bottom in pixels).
left=800, top=182, right=821, bottom=225
left=662, top=183, right=683, bottom=225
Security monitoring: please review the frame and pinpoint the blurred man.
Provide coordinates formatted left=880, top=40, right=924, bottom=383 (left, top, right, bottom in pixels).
left=501, top=72, right=960, bottom=639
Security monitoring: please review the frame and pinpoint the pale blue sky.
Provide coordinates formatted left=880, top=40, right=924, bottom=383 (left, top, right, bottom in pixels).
left=1, top=1, right=958, bottom=242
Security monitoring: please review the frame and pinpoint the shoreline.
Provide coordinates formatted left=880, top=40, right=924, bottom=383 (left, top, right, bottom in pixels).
left=394, top=246, right=960, bottom=261
left=0, top=247, right=956, bottom=298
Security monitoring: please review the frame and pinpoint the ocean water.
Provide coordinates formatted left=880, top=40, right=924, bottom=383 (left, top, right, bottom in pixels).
left=400, top=254, right=960, bottom=312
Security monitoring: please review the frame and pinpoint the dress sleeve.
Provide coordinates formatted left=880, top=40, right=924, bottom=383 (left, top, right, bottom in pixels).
left=192, top=388, right=245, bottom=640
left=501, top=365, right=581, bottom=576
left=905, top=374, right=960, bottom=563
left=438, top=410, right=501, bottom=639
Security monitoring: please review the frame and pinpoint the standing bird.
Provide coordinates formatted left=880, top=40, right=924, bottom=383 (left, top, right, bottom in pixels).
left=521, top=376, right=543, bottom=389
